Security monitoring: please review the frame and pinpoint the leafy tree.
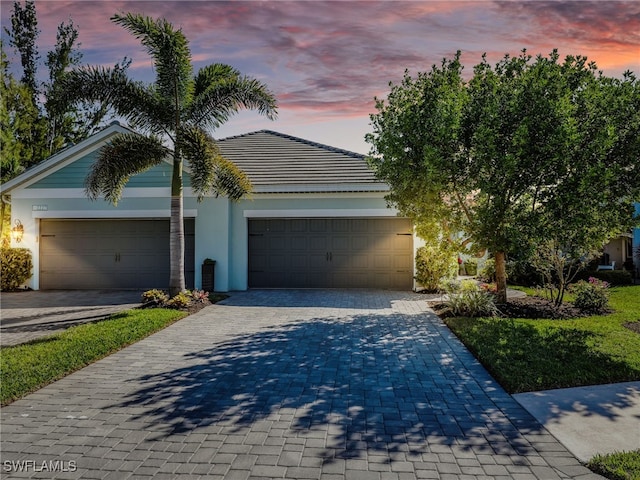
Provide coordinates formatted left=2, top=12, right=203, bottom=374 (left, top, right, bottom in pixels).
left=0, top=40, right=46, bottom=179
left=60, top=13, right=277, bottom=295
left=2, top=2, right=49, bottom=171
left=5, top=0, right=39, bottom=103
left=368, top=50, right=640, bottom=304
left=3, top=0, right=118, bottom=177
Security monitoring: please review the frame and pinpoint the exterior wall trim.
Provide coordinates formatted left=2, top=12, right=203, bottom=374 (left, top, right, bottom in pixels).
left=13, top=187, right=197, bottom=199
left=32, top=210, right=198, bottom=219
left=243, top=209, right=399, bottom=218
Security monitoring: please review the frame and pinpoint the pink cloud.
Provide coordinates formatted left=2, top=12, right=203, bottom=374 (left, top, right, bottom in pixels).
left=2, top=0, right=637, bottom=152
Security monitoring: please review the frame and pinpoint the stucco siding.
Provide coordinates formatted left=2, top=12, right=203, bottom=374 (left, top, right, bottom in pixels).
left=26, top=152, right=100, bottom=189
left=26, top=154, right=189, bottom=189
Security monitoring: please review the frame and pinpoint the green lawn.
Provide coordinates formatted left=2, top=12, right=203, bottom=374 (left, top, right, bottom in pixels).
left=588, top=450, right=640, bottom=480
left=445, top=285, right=640, bottom=394
left=0, top=308, right=186, bottom=405
left=446, top=285, right=640, bottom=480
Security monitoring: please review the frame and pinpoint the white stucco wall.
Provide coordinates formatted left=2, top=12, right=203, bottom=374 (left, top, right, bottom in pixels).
left=8, top=189, right=406, bottom=292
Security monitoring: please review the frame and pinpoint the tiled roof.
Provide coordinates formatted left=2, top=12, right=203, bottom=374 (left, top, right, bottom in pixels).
left=217, top=130, right=386, bottom=193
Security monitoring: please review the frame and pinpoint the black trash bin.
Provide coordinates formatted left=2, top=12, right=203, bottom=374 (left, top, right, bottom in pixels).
left=202, top=259, right=215, bottom=292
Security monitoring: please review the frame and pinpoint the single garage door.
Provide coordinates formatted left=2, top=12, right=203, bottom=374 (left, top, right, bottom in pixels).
left=40, top=219, right=195, bottom=290
left=249, top=218, right=413, bottom=289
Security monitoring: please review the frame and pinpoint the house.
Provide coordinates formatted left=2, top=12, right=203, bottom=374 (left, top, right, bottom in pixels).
left=0, top=122, right=415, bottom=291
left=599, top=203, right=640, bottom=276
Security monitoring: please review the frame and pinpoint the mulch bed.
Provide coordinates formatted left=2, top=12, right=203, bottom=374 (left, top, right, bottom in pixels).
left=430, top=295, right=610, bottom=320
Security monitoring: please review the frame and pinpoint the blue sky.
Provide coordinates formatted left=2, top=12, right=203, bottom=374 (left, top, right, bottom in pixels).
left=2, top=0, right=639, bottom=154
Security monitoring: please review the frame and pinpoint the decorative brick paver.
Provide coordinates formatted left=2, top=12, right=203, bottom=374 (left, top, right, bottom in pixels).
left=0, top=290, right=602, bottom=479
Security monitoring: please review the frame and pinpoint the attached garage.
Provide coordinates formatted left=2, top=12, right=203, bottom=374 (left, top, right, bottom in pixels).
left=39, top=219, right=195, bottom=290
left=248, top=218, right=413, bottom=289
left=2, top=125, right=417, bottom=292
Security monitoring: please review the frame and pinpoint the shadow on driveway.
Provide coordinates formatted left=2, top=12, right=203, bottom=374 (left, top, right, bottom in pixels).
left=114, top=311, right=545, bottom=462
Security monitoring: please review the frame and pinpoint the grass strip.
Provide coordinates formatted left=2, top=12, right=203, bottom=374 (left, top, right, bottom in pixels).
left=444, top=286, right=640, bottom=393
left=0, top=308, right=186, bottom=405
left=587, top=450, right=640, bottom=480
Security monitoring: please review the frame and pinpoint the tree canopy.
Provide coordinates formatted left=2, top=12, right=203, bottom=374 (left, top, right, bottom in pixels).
left=367, top=50, right=640, bottom=302
left=2, top=0, right=120, bottom=181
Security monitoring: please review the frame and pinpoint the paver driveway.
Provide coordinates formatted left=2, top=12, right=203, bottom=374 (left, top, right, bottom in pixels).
left=0, top=290, right=601, bottom=479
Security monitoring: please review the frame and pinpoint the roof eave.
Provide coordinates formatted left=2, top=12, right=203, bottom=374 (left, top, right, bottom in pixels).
left=252, top=183, right=389, bottom=194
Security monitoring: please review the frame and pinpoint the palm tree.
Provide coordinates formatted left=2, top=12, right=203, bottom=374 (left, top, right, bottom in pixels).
left=61, top=13, right=277, bottom=295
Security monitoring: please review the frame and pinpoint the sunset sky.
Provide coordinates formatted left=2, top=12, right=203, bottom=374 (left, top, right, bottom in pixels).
left=2, top=0, right=639, bottom=154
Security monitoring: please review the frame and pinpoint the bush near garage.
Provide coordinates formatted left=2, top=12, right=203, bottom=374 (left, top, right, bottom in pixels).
left=0, top=247, right=33, bottom=291
left=415, top=244, right=458, bottom=292
left=141, top=289, right=215, bottom=312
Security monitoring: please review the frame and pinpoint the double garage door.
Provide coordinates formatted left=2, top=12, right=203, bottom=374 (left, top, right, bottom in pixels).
left=40, top=219, right=194, bottom=290
left=249, top=218, right=413, bottom=289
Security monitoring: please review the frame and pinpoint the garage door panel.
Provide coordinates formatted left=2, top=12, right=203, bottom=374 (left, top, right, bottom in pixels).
left=309, top=219, right=327, bottom=232
left=269, top=254, right=287, bottom=269
left=290, top=236, right=308, bottom=250
left=309, top=235, right=328, bottom=250
left=248, top=218, right=412, bottom=289
left=308, top=253, right=328, bottom=269
left=40, top=219, right=194, bottom=290
left=289, top=254, right=305, bottom=268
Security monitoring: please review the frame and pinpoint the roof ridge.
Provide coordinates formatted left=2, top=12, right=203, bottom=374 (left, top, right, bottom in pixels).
left=218, top=130, right=365, bottom=158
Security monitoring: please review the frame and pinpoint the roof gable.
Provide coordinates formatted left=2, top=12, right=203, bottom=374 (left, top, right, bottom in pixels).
left=1, top=122, right=132, bottom=194
left=1, top=122, right=192, bottom=194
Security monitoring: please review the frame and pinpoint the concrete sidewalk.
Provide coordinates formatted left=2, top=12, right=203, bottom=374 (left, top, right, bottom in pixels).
left=0, top=289, right=602, bottom=479
left=514, top=381, right=640, bottom=462
left=0, top=290, right=141, bottom=346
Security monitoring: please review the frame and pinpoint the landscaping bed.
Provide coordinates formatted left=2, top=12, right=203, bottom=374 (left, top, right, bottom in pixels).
left=442, top=286, right=640, bottom=394
left=431, top=295, right=591, bottom=320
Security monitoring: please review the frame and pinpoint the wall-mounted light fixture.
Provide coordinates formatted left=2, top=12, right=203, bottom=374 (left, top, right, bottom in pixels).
left=12, top=219, right=24, bottom=243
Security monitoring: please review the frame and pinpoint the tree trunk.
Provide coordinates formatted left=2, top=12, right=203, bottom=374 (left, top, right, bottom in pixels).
left=495, top=250, right=507, bottom=304
left=169, top=153, right=185, bottom=297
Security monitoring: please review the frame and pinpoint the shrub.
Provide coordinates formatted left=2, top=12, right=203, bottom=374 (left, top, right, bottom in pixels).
left=0, top=248, right=33, bottom=291
left=460, top=279, right=479, bottom=292
left=463, top=258, right=478, bottom=276
left=141, top=289, right=169, bottom=304
left=571, top=277, right=610, bottom=313
left=506, top=258, right=541, bottom=286
left=166, top=291, right=192, bottom=309
left=446, top=290, right=500, bottom=317
left=415, top=244, right=458, bottom=291
left=439, top=278, right=461, bottom=294
left=142, top=289, right=211, bottom=309
left=477, top=258, right=496, bottom=283
left=576, top=269, right=633, bottom=286
left=190, top=289, right=209, bottom=303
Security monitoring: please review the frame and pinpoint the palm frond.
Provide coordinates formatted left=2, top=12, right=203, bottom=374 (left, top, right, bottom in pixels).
left=180, top=126, right=252, bottom=201
left=111, top=13, right=193, bottom=108
left=188, top=64, right=278, bottom=129
left=193, top=64, right=240, bottom=97
left=60, top=66, right=172, bottom=136
left=86, top=133, right=169, bottom=205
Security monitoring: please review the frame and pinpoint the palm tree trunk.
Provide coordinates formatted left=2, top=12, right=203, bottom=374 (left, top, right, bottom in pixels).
left=169, top=152, right=185, bottom=297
